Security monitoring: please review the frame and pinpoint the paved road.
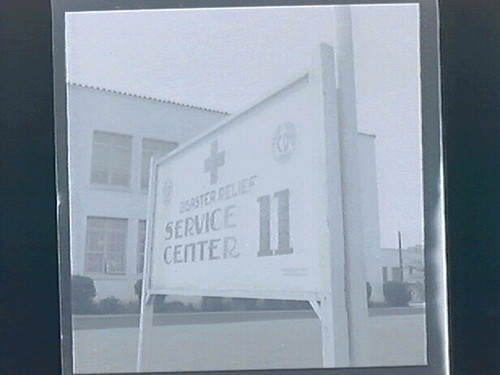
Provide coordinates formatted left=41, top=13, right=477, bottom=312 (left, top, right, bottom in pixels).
left=369, top=306, right=424, bottom=316
left=74, top=313, right=427, bottom=372
left=73, top=307, right=424, bottom=330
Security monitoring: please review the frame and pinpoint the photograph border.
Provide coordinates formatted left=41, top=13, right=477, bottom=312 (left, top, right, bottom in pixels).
left=52, top=1, right=447, bottom=374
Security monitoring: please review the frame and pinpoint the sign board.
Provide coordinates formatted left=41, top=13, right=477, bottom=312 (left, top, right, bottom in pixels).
left=144, top=46, right=345, bottom=302
left=138, top=42, right=370, bottom=371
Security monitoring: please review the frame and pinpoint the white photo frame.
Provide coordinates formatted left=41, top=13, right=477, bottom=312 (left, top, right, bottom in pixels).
left=53, top=1, right=448, bottom=374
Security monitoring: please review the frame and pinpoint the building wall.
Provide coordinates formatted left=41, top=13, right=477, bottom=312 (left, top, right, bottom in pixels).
left=67, top=83, right=226, bottom=301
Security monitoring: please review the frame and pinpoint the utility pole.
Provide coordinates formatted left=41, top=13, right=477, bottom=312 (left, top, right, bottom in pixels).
left=398, top=231, right=404, bottom=282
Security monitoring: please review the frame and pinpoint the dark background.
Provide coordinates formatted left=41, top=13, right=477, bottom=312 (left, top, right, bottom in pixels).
left=440, top=1, right=500, bottom=374
left=1, top=0, right=499, bottom=374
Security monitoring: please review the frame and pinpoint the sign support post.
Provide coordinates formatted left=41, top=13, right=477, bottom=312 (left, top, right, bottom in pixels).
left=312, top=6, right=370, bottom=368
left=136, top=293, right=153, bottom=372
left=136, top=160, right=160, bottom=373
left=315, top=43, right=350, bottom=368
left=332, top=5, right=369, bottom=367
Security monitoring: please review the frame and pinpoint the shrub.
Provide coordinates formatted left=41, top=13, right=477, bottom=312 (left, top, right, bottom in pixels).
left=159, top=301, right=187, bottom=313
left=71, top=275, right=97, bottom=314
left=258, top=299, right=311, bottom=310
left=135, top=280, right=168, bottom=312
left=98, top=296, right=126, bottom=314
left=259, top=299, right=287, bottom=310
left=201, top=296, right=227, bottom=311
left=124, top=301, right=140, bottom=314
left=409, top=281, right=425, bottom=302
left=283, top=300, right=312, bottom=310
left=152, top=295, right=166, bottom=313
left=153, top=300, right=197, bottom=313
left=228, top=298, right=258, bottom=311
left=383, top=281, right=412, bottom=307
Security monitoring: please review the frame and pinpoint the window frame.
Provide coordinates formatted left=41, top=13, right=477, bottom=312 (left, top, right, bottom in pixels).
left=90, top=130, right=133, bottom=187
left=84, top=216, right=128, bottom=275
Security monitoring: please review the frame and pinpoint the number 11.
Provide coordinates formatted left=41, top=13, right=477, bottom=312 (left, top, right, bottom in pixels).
left=257, top=189, right=293, bottom=256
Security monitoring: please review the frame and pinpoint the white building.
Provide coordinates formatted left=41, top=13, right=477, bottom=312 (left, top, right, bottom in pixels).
left=67, top=82, right=226, bottom=301
left=67, top=80, right=384, bottom=303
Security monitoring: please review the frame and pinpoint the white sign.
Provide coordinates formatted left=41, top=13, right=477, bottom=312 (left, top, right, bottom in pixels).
left=146, top=54, right=341, bottom=302
left=138, top=42, right=372, bottom=371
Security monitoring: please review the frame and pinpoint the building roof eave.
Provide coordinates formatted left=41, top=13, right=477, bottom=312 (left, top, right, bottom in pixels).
left=67, top=81, right=230, bottom=115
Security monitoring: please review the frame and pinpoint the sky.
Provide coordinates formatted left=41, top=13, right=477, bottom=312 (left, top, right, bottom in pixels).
left=66, top=4, right=422, bottom=248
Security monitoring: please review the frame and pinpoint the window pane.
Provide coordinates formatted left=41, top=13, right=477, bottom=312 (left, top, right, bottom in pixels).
left=141, top=138, right=177, bottom=189
left=110, top=171, right=130, bottom=186
left=85, top=217, right=127, bottom=274
left=106, top=252, right=125, bottom=274
left=108, top=233, right=126, bottom=252
left=137, top=220, right=146, bottom=274
left=137, top=254, right=145, bottom=275
left=88, top=217, right=106, bottom=229
left=91, top=131, right=132, bottom=186
left=94, top=131, right=111, bottom=144
left=105, top=218, right=127, bottom=230
left=91, top=144, right=110, bottom=167
left=85, top=253, right=104, bottom=273
left=86, top=231, right=105, bottom=252
left=90, top=168, right=109, bottom=184
left=112, top=147, right=132, bottom=168
left=112, top=133, right=132, bottom=147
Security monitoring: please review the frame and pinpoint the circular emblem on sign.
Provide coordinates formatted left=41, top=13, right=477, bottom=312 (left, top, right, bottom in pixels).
left=162, top=178, right=174, bottom=206
left=272, top=122, right=297, bottom=163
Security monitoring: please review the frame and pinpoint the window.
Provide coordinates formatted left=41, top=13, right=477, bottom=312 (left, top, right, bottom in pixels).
left=91, top=131, right=132, bottom=186
left=137, top=220, right=146, bottom=274
left=85, top=217, right=127, bottom=274
left=382, top=266, right=388, bottom=282
left=141, top=138, right=177, bottom=189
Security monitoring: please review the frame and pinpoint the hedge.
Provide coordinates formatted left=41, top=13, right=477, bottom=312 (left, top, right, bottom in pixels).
left=71, top=275, right=97, bottom=314
left=383, top=281, right=412, bottom=307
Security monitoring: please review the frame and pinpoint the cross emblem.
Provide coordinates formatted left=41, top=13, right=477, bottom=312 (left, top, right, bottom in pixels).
left=204, top=140, right=225, bottom=185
